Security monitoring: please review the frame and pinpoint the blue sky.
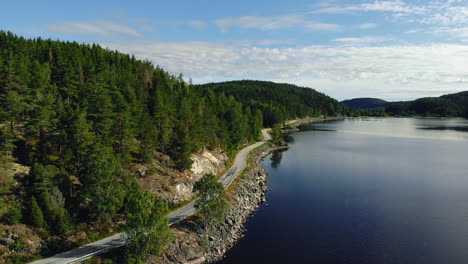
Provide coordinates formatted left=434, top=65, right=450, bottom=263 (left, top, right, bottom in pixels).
left=3, top=0, right=468, bottom=101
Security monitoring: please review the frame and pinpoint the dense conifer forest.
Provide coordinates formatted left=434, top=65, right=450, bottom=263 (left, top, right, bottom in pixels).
left=195, top=80, right=349, bottom=126
left=343, top=92, right=468, bottom=117
left=384, top=91, right=468, bottom=117
left=0, top=31, right=349, bottom=261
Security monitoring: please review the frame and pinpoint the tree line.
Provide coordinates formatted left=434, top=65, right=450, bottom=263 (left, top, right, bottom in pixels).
left=346, top=92, right=468, bottom=117
left=195, top=80, right=352, bottom=126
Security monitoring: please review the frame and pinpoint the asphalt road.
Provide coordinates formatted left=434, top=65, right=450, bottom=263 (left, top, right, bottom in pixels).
left=30, top=129, right=271, bottom=264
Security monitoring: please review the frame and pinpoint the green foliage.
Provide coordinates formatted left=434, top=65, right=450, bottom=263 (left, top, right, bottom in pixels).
left=5, top=253, right=42, bottom=264
left=30, top=197, right=46, bottom=228
left=348, top=92, right=468, bottom=117
left=80, top=144, right=126, bottom=222
left=271, top=126, right=284, bottom=146
left=194, top=174, right=228, bottom=224
left=4, top=205, right=22, bottom=225
left=384, top=92, right=468, bottom=117
left=0, top=126, right=14, bottom=162
left=124, top=186, right=171, bottom=262
left=27, top=163, right=72, bottom=234
left=195, top=80, right=349, bottom=126
left=0, top=31, right=351, bottom=237
left=9, top=236, right=25, bottom=251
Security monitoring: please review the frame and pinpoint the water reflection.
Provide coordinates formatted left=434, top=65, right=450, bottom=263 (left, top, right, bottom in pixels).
left=284, top=134, right=294, bottom=143
left=270, top=151, right=283, bottom=168
left=418, top=125, right=468, bottom=132
left=218, top=118, right=468, bottom=264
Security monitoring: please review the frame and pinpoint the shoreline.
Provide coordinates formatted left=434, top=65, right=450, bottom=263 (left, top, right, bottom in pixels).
left=153, top=143, right=289, bottom=264
left=155, top=117, right=335, bottom=264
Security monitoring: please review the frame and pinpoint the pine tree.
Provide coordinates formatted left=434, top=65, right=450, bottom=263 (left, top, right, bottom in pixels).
left=30, top=197, right=46, bottom=228
left=65, top=108, right=95, bottom=172
left=80, top=144, right=126, bottom=222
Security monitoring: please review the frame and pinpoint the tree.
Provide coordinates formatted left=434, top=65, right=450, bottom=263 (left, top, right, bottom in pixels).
left=124, top=187, right=171, bottom=263
left=173, top=126, right=193, bottom=170
left=28, top=163, right=72, bottom=234
left=194, top=174, right=228, bottom=225
left=65, top=107, right=95, bottom=171
left=0, top=126, right=14, bottom=165
left=80, top=144, right=126, bottom=222
left=30, top=197, right=46, bottom=228
left=271, top=126, right=284, bottom=146
left=136, top=113, right=157, bottom=162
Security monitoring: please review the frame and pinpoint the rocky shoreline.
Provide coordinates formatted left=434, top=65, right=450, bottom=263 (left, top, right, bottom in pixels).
left=153, top=117, right=340, bottom=264
left=151, top=143, right=289, bottom=264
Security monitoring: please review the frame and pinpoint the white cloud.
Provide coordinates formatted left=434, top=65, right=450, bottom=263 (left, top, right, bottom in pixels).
left=216, top=15, right=303, bottom=32
left=150, top=20, right=206, bottom=30
left=215, top=14, right=342, bottom=32
left=359, top=23, right=377, bottom=29
left=333, top=36, right=388, bottom=44
left=359, top=0, right=426, bottom=13
left=101, top=40, right=468, bottom=100
left=311, top=0, right=468, bottom=41
left=45, top=21, right=142, bottom=37
left=312, top=0, right=426, bottom=14
left=305, top=22, right=343, bottom=31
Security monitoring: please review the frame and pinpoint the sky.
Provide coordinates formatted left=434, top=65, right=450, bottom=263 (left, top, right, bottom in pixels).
left=3, top=0, right=468, bottom=101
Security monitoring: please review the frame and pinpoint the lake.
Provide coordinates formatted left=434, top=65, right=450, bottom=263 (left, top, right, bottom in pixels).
left=217, top=118, right=468, bottom=264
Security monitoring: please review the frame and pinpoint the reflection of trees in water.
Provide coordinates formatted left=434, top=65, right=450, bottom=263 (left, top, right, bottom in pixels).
left=270, top=151, right=283, bottom=168
left=419, top=126, right=468, bottom=132
left=284, top=134, right=294, bottom=143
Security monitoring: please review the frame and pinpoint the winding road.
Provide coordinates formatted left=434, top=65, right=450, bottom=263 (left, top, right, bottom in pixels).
left=30, top=129, right=271, bottom=264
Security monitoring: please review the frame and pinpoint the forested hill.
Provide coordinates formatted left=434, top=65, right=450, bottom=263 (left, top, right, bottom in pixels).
left=195, top=80, right=349, bottom=126
left=342, top=98, right=388, bottom=109
left=0, top=30, right=271, bottom=245
left=0, top=31, right=347, bottom=257
left=385, top=91, right=468, bottom=117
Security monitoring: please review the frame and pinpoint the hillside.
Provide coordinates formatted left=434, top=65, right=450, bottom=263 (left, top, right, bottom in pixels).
left=342, top=98, right=388, bottom=109
left=385, top=91, right=468, bottom=117
left=0, top=32, right=347, bottom=262
left=195, top=80, right=350, bottom=126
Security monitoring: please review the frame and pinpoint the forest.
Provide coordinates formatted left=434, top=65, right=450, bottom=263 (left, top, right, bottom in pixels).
left=384, top=91, right=468, bottom=117
left=0, top=31, right=348, bottom=262
left=346, top=92, right=468, bottom=117
left=195, top=80, right=351, bottom=126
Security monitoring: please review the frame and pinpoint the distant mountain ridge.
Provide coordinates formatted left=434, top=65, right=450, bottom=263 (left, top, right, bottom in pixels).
left=344, top=91, right=468, bottom=117
left=341, top=98, right=388, bottom=109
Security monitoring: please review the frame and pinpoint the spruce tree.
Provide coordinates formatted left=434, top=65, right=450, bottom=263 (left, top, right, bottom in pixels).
left=30, top=197, right=46, bottom=228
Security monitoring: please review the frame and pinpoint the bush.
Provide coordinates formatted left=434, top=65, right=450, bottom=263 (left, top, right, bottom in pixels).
left=5, top=253, right=38, bottom=264
left=4, top=206, right=22, bottom=225
left=194, top=174, right=228, bottom=224
left=9, top=236, right=25, bottom=251
left=124, top=188, right=171, bottom=262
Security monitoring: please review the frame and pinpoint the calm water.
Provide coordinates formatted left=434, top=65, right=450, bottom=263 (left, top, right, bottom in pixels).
left=218, top=118, right=468, bottom=264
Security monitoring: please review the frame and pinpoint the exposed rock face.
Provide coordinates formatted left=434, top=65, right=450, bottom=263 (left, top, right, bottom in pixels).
left=136, top=149, right=228, bottom=206
left=190, top=149, right=228, bottom=181
left=150, top=143, right=290, bottom=264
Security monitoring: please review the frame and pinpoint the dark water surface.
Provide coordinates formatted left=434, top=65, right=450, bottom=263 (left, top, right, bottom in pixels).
left=217, top=118, right=468, bottom=264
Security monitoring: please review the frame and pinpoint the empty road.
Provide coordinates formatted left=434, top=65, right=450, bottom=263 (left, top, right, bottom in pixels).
left=30, top=129, right=271, bottom=264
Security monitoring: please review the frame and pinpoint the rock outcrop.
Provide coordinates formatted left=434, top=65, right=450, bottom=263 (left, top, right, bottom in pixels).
left=150, top=143, right=290, bottom=264
left=136, top=149, right=228, bottom=206
left=190, top=149, right=228, bottom=181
